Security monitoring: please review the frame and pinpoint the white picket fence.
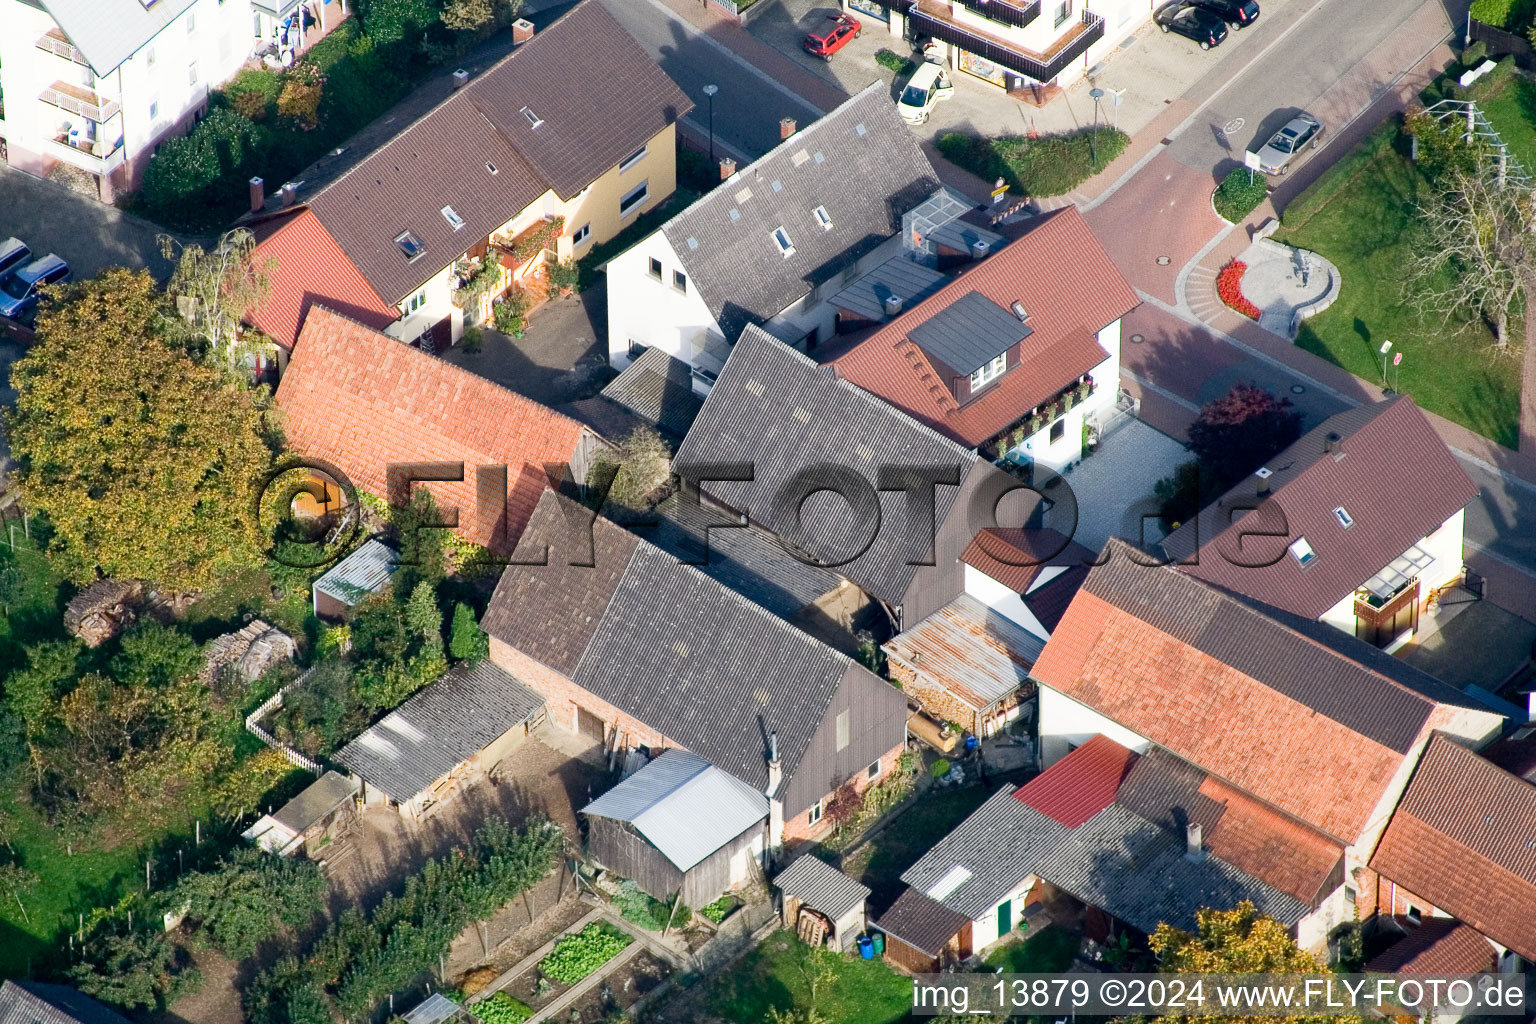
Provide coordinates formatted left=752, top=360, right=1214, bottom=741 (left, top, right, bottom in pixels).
left=244, top=669, right=323, bottom=775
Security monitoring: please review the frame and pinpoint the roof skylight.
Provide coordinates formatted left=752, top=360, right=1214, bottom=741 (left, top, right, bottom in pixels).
left=394, top=230, right=426, bottom=261
left=1288, top=537, right=1316, bottom=567
left=440, top=205, right=465, bottom=231
left=772, top=226, right=795, bottom=258
left=520, top=106, right=543, bottom=128
left=813, top=205, right=833, bottom=230
left=926, top=864, right=972, bottom=900
left=1332, top=506, right=1354, bottom=529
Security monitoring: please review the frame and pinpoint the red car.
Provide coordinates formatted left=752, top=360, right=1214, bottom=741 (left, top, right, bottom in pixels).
left=803, top=13, right=861, bottom=60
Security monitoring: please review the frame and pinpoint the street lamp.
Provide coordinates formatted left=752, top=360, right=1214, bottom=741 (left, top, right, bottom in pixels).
left=1088, top=87, right=1104, bottom=168
left=1378, top=340, right=1392, bottom=386
left=702, top=83, right=718, bottom=165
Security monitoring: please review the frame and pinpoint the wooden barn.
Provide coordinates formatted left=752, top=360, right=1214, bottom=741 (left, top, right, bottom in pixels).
left=582, top=749, right=769, bottom=908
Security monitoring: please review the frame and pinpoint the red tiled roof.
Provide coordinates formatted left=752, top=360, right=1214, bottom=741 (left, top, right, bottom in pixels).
left=1364, top=917, right=1497, bottom=974
left=1166, top=396, right=1476, bottom=619
left=1016, top=733, right=1136, bottom=827
left=248, top=209, right=399, bottom=349
left=961, top=527, right=1095, bottom=593
left=1370, top=735, right=1536, bottom=960
left=275, top=307, right=586, bottom=554
left=831, top=207, right=1138, bottom=447
left=1198, top=776, right=1344, bottom=905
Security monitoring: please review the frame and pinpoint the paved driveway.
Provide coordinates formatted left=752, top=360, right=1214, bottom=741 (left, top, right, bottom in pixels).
left=0, top=164, right=178, bottom=284
left=1042, top=413, right=1191, bottom=554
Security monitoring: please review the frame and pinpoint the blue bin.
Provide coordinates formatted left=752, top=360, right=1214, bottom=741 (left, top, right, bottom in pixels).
left=858, top=935, right=875, bottom=960
left=964, top=735, right=979, bottom=753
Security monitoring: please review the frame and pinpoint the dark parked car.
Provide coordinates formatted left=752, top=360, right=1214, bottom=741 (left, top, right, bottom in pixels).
left=0, top=254, right=71, bottom=323
left=1155, top=2, right=1229, bottom=48
left=803, top=13, right=861, bottom=60
left=0, top=238, right=32, bottom=281
left=1191, top=0, right=1259, bottom=28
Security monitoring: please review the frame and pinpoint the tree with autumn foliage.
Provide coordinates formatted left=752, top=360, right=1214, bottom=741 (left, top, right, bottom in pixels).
left=5, top=269, right=273, bottom=594
left=1145, top=901, right=1361, bottom=1024
left=1186, top=382, right=1303, bottom=489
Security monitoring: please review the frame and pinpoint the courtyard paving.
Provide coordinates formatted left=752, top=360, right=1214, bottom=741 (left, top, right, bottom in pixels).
left=1235, top=237, right=1339, bottom=338
left=1045, top=412, right=1191, bottom=554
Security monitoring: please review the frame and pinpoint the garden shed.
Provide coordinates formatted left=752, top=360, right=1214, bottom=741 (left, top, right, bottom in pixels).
left=774, top=853, right=871, bottom=952
left=312, top=538, right=398, bottom=620
left=242, top=770, right=358, bottom=856
left=582, top=749, right=769, bottom=908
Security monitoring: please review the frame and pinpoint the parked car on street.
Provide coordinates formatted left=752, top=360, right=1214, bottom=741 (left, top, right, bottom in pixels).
left=803, top=13, right=861, bottom=60
left=1155, top=2, right=1229, bottom=48
left=1191, top=0, right=1259, bottom=28
left=897, top=61, right=955, bottom=125
left=0, top=238, right=32, bottom=281
left=0, top=254, right=71, bottom=322
left=1247, top=113, right=1323, bottom=174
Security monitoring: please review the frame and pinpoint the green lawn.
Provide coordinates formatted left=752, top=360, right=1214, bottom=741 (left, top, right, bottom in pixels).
left=841, top=785, right=994, bottom=909
left=982, top=924, right=1081, bottom=973
left=1473, top=66, right=1536, bottom=177
left=700, top=931, right=913, bottom=1024
left=1273, top=119, right=1522, bottom=448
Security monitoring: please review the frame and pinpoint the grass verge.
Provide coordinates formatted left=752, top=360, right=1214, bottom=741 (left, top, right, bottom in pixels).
left=936, top=127, right=1129, bottom=197
left=982, top=924, right=1082, bottom=973
left=700, top=930, right=912, bottom=1024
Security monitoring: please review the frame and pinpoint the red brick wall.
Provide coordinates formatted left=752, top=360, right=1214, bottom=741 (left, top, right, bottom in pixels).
left=781, top=742, right=906, bottom=843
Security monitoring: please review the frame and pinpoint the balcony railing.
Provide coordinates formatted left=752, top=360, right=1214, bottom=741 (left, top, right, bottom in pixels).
left=40, top=81, right=120, bottom=123
left=49, top=132, right=124, bottom=164
left=35, top=30, right=91, bottom=68
left=911, top=6, right=1104, bottom=83
left=855, top=0, right=917, bottom=13
left=955, top=0, right=1039, bottom=29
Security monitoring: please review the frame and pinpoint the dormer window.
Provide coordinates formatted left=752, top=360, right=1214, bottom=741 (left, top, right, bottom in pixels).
left=1288, top=537, right=1316, bottom=567
left=970, top=353, right=1006, bottom=389
left=394, top=231, right=426, bottom=261
left=521, top=106, right=543, bottom=128
left=440, top=205, right=465, bottom=231
left=813, top=205, right=833, bottom=230
left=772, top=227, right=795, bottom=258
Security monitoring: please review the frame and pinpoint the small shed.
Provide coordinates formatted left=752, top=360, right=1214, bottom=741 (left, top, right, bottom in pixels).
left=313, top=539, right=397, bottom=620
left=874, top=887, right=972, bottom=973
left=582, top=749, right=769, bottom=908
left=63, top=579, right=143, bottom=647
left=775, top=854, right=870, bottom=952
left=401, top=993, right=475, bottom=1024
left=334, top=660, right=547, bottom=820
left=241, top=770, right=359, bottom=856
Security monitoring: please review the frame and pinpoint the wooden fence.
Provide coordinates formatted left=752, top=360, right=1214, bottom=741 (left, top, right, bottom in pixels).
left=1469, top=18, right=1536, bottom=71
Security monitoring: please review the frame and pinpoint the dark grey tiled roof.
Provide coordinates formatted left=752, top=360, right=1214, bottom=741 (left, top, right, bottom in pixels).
left=600, top=347, right=705, bottom=438
left=900, top=786, right=1069, bottom=920
left=908, top=291, right=1032, bottom=376
left=874, top=887, right=971, bottom=956
left=1113, top=747, right=1225, bottom=837
left=675, top=325, right=978, bottom=606
left=0, top=983, right=132, bottom=1024
left=661, top=83, right=940, bottom=341
left=1032, top=804, right=1310, bottom=934
left=826, top=254, right=950, bottom=322
left=776, top=854, right=871, bottom=921
left=1081, top=545, right=1441, bottom=754
left=334, top=661, right=546, bottom=802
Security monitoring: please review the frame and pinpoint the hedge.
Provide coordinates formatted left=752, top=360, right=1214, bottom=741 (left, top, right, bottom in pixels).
left=935, top=126, right=1129, bottom=197
left=1212, top=167, right=1269, bottom=223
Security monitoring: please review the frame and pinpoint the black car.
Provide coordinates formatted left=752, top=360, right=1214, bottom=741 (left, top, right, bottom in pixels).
left=1155, top=2, right=1229, bottom=49
left=1191, top=0, right=1259, bottom=28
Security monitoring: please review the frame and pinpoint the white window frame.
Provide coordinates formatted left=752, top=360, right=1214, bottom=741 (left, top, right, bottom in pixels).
left=807, top=800, right=823, bottom=825
left=1054, top=0, right=1072, bottom=28
left=187, top=60, right=200, bottom=86
left=394, top=231, right=426, bottom=262
left=619, top=144, right=648, bottom=172
left=772, top=226, right=795, bottom=258
left=867, top=759, right=880, bottom=780
left=405, top=288, right=428, bottom=313
left=813, top=205, right=833, bottom=230
left=1333, top=506, right=1354, bottom=528
left=970, top=353, right=1006, bottom=389
left=440, top=205, right=465, bottom=231
left=673, top=270, right=687, bottom=293
left=620, top=180, right=650, bottom=218
left=571, top=223, right=591, bottom=246
left=648, top=257, right=663, bottom=280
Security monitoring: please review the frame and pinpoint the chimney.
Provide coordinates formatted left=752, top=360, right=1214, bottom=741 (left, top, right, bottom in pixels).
left=883, top=294, right=904, bottom=317
left=780, top=117, right=797, bottom=140
left=279, top=182, right=298, bottom=208
left=1325, top=430, right=1343, bottom=457
left=766, top=731, right=782, bottom=796
left=452, top=68, right=470, bottom=89
left=970, top=239, right=991, bottom=259
left=719, top=157, right=737, bottom=180
left=1255, top=466, right=1272, bottom=497
left=511, top=18, right=535, bottom=45
left=1185, top=822, right=1205, bottom=862
left=248, top=176, right=264, bottom=214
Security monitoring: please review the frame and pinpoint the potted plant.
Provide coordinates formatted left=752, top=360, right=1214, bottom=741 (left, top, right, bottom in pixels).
left=548, top=258, right=578, bottom=297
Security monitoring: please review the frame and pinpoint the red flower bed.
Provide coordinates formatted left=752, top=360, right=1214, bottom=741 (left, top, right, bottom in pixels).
left=1216, top=260, right=1261, bottom=319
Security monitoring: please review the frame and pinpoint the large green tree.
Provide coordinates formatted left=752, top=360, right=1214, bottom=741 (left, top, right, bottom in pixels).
left=168, top=847, right=327, bottom=959
left=6, top=269, right=273, bottom=593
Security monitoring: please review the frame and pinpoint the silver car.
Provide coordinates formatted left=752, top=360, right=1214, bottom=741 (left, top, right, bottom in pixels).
left=1247, top=113, right=1322, bottom=174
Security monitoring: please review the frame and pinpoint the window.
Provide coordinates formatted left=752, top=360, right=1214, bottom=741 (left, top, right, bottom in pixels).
left=836, top=709, right=850, bottom=751
left=673, top=270, right=687, bottom=293
left=440, top=205, right=465, bottom=231
left=405, top=289, right=427, bottom=313
left=572, top=223, right=591, bottom=246
left=186, top=12, right=196, bottom=34
left=1333, top=506, right=1354, bottom=528
left=520, top=106, right=543, bottom=128
left=619, top=144, right=648, bottom=172
left=1344, top=885, right=1358, bottom=906
left=1054, top=0, right=1073, bottom=27
left=648, top=257, right=663, bottom=280
left=1049, top=418, right=1066, bottom=443
left=1406, top=905, right=1422, bottom=926
left=867, top=759, right=880, bottom=780
left=187, top=60, right=199, bottom=86
left=394, top=231, right=426, bottom=262
left=772, top=227, right=795, bottom=258
left=486, top=161, right=499, bottom=175
left=1288, top=536, right=1317, bottom=566
left=813, top=205, right=833, bottom=230
left=620, top=180, right=649, bottom=218
left=807, top=800, right=823, bottom=826
left=148, top=96, right=159, bottom=120
left=970, top=353, right=1006, bottom=390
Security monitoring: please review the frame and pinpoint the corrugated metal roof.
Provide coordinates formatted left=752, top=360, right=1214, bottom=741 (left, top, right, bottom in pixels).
left=38, top=0, right=198, bottom=75
left=271, top=771, right=358, bottom=834
left=874, top=887, right=971, bottom=956
left=775, top=854, right=870, bottom=921
left=908, top=290, right=1032, bottom=376
left=582, top=750, right=768, bottom=871
left=885, top=594, right=1043, bottom=708
left=0, top=982, right=133, bottom=1024
left=826, top=254, right=950, bottom=322
left=314, top=539, right=398, bottom=608
left=334, top=661, right=545, bottom=802
left=600, top=347, right=704, bottom=438
left=1015, top=734, right=1135, bottom=827
left=926, top=217, right=1005, bottom=256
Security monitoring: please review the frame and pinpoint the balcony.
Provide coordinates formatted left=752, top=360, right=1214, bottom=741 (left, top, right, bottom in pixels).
left=40, top=81, right=121, bottom=123
left=911, top=4, right=1104, bottom=83
left=955, top=0, right=1039, bottom=29
left=35, top=29, right=91, bottom=68
left=48, top=130, right=125, bottom=168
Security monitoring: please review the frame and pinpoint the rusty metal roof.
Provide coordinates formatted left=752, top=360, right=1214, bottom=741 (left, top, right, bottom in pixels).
left=883, top=593, right=1043, bottom=708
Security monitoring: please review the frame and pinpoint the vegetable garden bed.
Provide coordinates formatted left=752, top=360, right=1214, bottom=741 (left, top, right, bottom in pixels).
left=556, top=949, right=671, bottom=1021
left=540, top=921, right=634, bottom=985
